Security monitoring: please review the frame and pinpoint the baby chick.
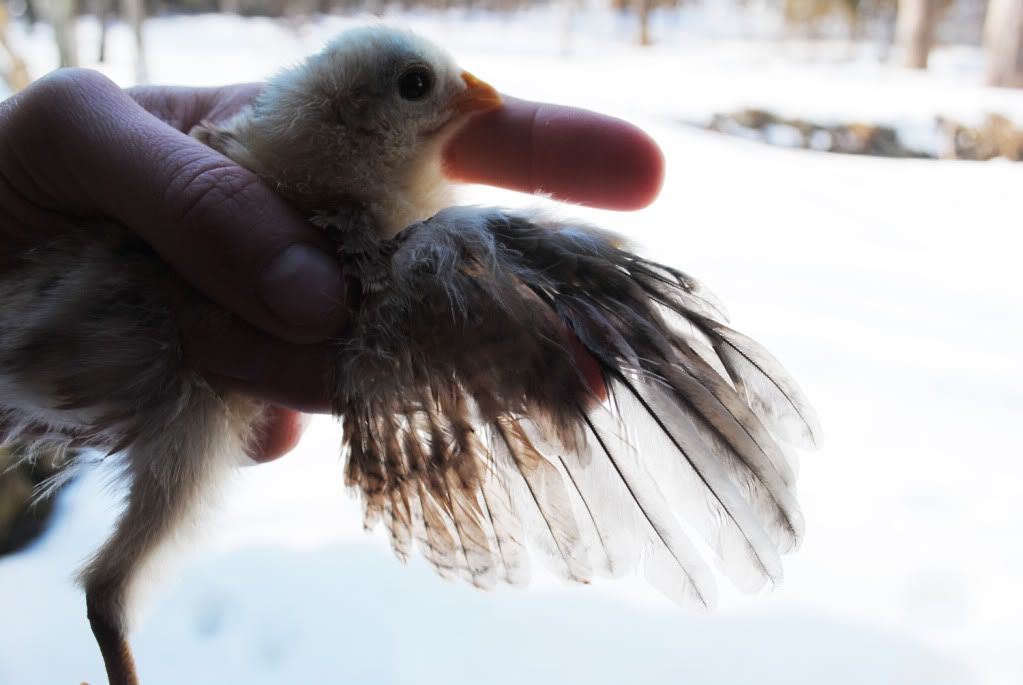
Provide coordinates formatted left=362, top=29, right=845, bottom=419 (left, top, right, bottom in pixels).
left=0, top=26, right=819, bottom=685
left=193, top=27, right=500, bottom=238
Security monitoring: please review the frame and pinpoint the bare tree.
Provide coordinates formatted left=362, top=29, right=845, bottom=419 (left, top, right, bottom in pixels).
left=122, top=0, right=147, bottom=83
left=636, top=0, right=653, bottom=45
left=625, top=0, right=681, bottom=46
left=986, top=0, right=1023, bottom=87
left=96, top=0, right=110, bottom=62
left=895, top=0, right=947, bottom=68
left=1, top=3, right=30, bottom=90
left=42, top=0, right=79, bottom=68
left=94, top=0, right=147, bottom=82
left=783, top=0, right=861, bottom=39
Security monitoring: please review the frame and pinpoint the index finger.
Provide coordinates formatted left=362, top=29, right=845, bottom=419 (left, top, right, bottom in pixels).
left=130, top=88, right=664, bottom=211
left=127, top=83, right=261, bottom=133
left=445, top=96, right=664, bottom=210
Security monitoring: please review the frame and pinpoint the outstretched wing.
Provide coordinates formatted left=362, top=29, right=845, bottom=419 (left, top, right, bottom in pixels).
left=331, top=206, right=820, bottom=608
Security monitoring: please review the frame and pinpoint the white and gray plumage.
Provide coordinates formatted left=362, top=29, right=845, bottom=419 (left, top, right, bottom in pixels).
left=0, top=26, right=820, bottom=685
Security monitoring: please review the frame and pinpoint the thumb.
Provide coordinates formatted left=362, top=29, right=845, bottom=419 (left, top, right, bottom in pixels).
left=2, top=69, right=346, bottom=344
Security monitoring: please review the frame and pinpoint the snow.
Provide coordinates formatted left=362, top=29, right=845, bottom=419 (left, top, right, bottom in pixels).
left=1, top=8, right=1022, bottom=685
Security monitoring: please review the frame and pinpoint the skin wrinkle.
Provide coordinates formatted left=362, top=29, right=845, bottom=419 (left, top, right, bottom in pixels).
left=130, top=86, right=203, bottom=132
left=18, top=72, right=151, bottom=217
left=57, top=74, right=148, bottom=203
left=157, top=160, right=264, bottom=296
left=147, top=126, right=219, bottom=192
left=76, top=84, right=228, bottom=235
left=103, top=112, right=345, bottom=342
left=164, top=159, right=250, bottom=232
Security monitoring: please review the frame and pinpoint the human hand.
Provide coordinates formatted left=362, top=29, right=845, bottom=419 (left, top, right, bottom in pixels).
left=0, top=70, right=663, bottom=462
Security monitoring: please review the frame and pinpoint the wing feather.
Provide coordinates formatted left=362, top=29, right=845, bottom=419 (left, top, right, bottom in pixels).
left=582, top=411, right=717, bottom=607
left=478, top=465, right=530, bottom=586
left=699, top=320, right=823, bottom=449
left=491, top=419, right=591, bottom=582
left=330, top=206, right=819, bottom=606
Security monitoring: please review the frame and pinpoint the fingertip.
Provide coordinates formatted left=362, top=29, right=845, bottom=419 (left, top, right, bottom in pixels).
left=532, top=109, right=664, bottom=211
left=445, top=97, right=665, bottom=210
left=603, top=121, right=665, bottom=210
left=246, top=406, right=308, bottom=463
left=257, top=242, right=350, bottom=343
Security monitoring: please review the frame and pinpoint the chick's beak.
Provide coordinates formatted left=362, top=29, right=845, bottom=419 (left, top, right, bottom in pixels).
left=455, top=71, right=502, bottom=113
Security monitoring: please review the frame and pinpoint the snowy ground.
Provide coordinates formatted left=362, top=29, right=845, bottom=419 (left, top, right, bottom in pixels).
left=1, top=8, right=1022, bottom=685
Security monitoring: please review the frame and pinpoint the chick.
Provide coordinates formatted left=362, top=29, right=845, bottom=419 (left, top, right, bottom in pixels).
left=0, top=26, right=820, bottom=685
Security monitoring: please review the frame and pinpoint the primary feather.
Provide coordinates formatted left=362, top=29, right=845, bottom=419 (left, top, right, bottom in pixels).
left=328, top=204, right=816, bottom=608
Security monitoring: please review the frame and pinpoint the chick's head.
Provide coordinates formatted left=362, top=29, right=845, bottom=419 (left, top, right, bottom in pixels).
left=195, top=26, right=502, bottom=237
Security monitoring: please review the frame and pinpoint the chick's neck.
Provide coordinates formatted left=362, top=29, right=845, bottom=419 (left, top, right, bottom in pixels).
left=364, top=153, right=454, bottom=239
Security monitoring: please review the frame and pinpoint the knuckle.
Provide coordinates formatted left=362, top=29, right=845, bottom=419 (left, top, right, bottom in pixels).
left=13, top=68, right=120, bottom=132
left=0, top=68, right=125, bottom=203
left=2, top=69, right=127, bottom=174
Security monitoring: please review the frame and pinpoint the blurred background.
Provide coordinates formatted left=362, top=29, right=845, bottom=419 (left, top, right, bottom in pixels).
left=1, top=2, right=1021, bottom=685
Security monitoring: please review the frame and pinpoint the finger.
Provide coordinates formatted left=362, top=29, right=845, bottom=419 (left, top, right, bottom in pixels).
left=3, top=70, right=346, bottom=344
left=126, top=84, right=262, bottom=133
left=246, top=406, right=308, bottom=463
left=445, top=96, right=664, bottom=210
left=179, top=299, right=334, bottom=413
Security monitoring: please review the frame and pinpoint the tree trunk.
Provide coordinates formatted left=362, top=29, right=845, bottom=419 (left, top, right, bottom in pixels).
left=636, top=0, right=652, bottom=46
left=45, top=0, right=79, bottom=68
left=0, top=5, right=31, bottom=91
left=986, top=0, right=1023, bottom=87
left=97, top=0, right=109, bottom=62
left=24, top=0, right=39, bottom=27
left=120, top=0, right=147, bottom=83
left=896, top=0, right=940, bottom=69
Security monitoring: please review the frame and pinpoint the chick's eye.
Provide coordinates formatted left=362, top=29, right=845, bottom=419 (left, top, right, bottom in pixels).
left=398, top=67, right=433, bottom=101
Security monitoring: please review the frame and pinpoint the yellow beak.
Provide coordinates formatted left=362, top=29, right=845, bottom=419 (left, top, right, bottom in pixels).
left=455, top=71, right=503, bottom=113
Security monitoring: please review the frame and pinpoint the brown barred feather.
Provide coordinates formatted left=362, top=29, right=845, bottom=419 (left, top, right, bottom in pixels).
left=327, top=204, right=818, bottom=608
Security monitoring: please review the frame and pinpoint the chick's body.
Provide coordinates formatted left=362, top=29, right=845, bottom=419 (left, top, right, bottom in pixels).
left=0, top=26, right=819, bottom=685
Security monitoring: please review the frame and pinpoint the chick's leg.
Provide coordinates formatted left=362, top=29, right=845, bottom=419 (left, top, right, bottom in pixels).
left=79, top=385, right=263, bottom=685
left=85, top=595, right=140, bottom=685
